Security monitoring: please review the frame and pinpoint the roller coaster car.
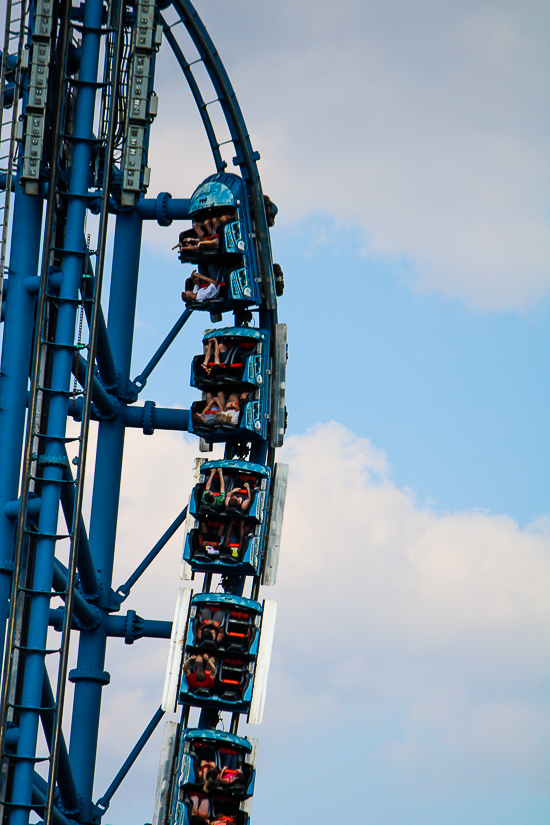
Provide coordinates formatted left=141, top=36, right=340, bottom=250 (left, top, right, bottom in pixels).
left=179, top=173, right=262, bottom=312
left=176, top=730, right=256, bottom=800
left=179, top=595, right=265, bottom=713
left=191, top=327, right=268, bottom=391
left=182, top=461, right=270, bottom=576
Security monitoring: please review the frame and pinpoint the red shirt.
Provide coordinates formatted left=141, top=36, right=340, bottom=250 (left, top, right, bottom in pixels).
left=186, top=669, right=215, bottom=691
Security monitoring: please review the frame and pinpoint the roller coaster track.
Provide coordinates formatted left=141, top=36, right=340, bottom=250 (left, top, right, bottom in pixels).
left=0, top=2, right=286, bottom=825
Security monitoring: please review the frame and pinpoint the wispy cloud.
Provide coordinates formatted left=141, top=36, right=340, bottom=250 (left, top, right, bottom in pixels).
left=87, top=422, right=549, bottom=823
left=147, top=0, right=549, bottom=310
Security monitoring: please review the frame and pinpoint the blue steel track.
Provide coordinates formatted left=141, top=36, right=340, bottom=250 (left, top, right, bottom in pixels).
left=0, top=2, right=286, bottom=824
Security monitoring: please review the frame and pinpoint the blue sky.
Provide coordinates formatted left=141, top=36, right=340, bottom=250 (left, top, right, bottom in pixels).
left=4, top=0, right=545, bottom=823
left=89, top=3, right=550, bottom=823
left=134, top=218, right=549, bottom=527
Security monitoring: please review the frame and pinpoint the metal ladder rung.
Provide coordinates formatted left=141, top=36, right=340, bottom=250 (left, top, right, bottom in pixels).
left=27, top=475, right=78, bottom=485
left=36, top=386, right=83, bottom=397
left=14, top=585, right=69, bottom=599
left=6, top=701, right=56, bottom=713
left=0, top=752, right=51, bottom=763
left=50, top=245, right=87, bottom=257
left=31, top=432, right=82, bottom=444
left=39, top=339, right=87, bottom=349
left=13, top=643, right=62, bottom=654
left=45, top=293, right=94, bottom=304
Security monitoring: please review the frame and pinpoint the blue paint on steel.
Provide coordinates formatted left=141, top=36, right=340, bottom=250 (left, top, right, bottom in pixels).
left=59, top=463, right=100, bottom=598
left=9, top=0, right=106, bottom=818
left=113, top=505, right=189, bottom=605
left=121, top=404, right=190, bottom=432
left=40, top=670, right=82, bottom=814
left=134, top=193, right=190, bottom=222
left=0, top=187, right=43, bottom=664
left=102, top=615, right=173, bottom=640
left=48, top=608, right=173, bottom=643
left=95, top=706, right=165, bottom=815
left=0, top=0, right=286, bottom=820
left=72, top=352, right=119, bottom=417
left=130, top=307, right=194, bottom=397
left=68, top=398, right=191, bottom=431
left=69, top=210, right=144, bottom=820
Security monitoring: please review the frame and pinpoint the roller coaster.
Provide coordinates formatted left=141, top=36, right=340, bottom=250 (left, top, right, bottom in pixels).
left=0, top=2, right=287, bottom=824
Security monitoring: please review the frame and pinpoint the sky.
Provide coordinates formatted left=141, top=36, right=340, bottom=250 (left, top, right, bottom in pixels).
left=5, top=0, right=549, bottom=823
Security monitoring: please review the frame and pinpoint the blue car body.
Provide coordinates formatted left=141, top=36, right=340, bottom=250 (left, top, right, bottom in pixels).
left=188, top=329, right=270, bottom=444
left=191, top=327, right=268, bottom=392
left=179, top=593, right=264, bottom=714
left=179, top=173, right=262, bottom=311
left=176, top=729, right=255, bottom=795
left=169, top=728, right=255, bottom=825
left=182, top=460, right=271, bottom=576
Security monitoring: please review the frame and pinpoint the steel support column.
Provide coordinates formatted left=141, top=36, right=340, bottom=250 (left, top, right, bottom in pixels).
left=68, top=210, right=144, bottom=818
left=9, top=1, right=105, bottom=822
left=0, top=187, right=43, bottom=663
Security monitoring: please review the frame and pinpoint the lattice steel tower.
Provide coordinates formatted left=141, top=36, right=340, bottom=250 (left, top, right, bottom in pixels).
left=0, top=1, right=287, bottom=823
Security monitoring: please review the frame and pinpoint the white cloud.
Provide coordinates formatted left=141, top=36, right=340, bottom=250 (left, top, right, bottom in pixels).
left=88, top=422, right=549, bottom=822
left=147, top=0, right=549, bottom=310
left=266, top=422, right=550, bottom=789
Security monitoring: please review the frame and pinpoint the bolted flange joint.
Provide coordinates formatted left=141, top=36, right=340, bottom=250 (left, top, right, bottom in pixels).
left=55, top=790, right=84, bottom=816
left=125, top=609, right=145, bottom=645
left=155, top=191, right=172, bottom=226
left=69, top=667, right=111, bottom=686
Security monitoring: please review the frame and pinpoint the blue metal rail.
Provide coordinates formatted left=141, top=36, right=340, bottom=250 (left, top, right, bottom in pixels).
left=0, top=2, right=287, bottom=824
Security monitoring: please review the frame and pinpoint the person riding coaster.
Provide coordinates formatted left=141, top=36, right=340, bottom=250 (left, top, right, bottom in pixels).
left=193, top=336, right=257, bottom=384
left=181, top=269, right=220, bottom=304
left=183, top=654, right=217, bottom=693
left=175, top=207, right=236, bottom=258
left=196, top=607, right=225, bottom=647
left=196, top=516, right=252, bottom=563
left=192, top=391, right=251, bottom=430
left=201, top=468, right=226, bottom=511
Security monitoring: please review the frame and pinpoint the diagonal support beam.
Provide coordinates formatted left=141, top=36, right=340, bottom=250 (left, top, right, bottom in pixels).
left=60, top=461, right=100, bottom=599
left=52, top=559, right=100, bottom=629
left=128, top=307, right=193, bottom=398
left=71, top=352, right=119, bottom=418
left=40, top=671, right=82, bottom=815
left=81, top=251, right=120, bottom=391
left=32, top=773, right=75, bottom=825
left=112, top=506, right=188, bottom=606
left=94, top=706, right=165, bottom=816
